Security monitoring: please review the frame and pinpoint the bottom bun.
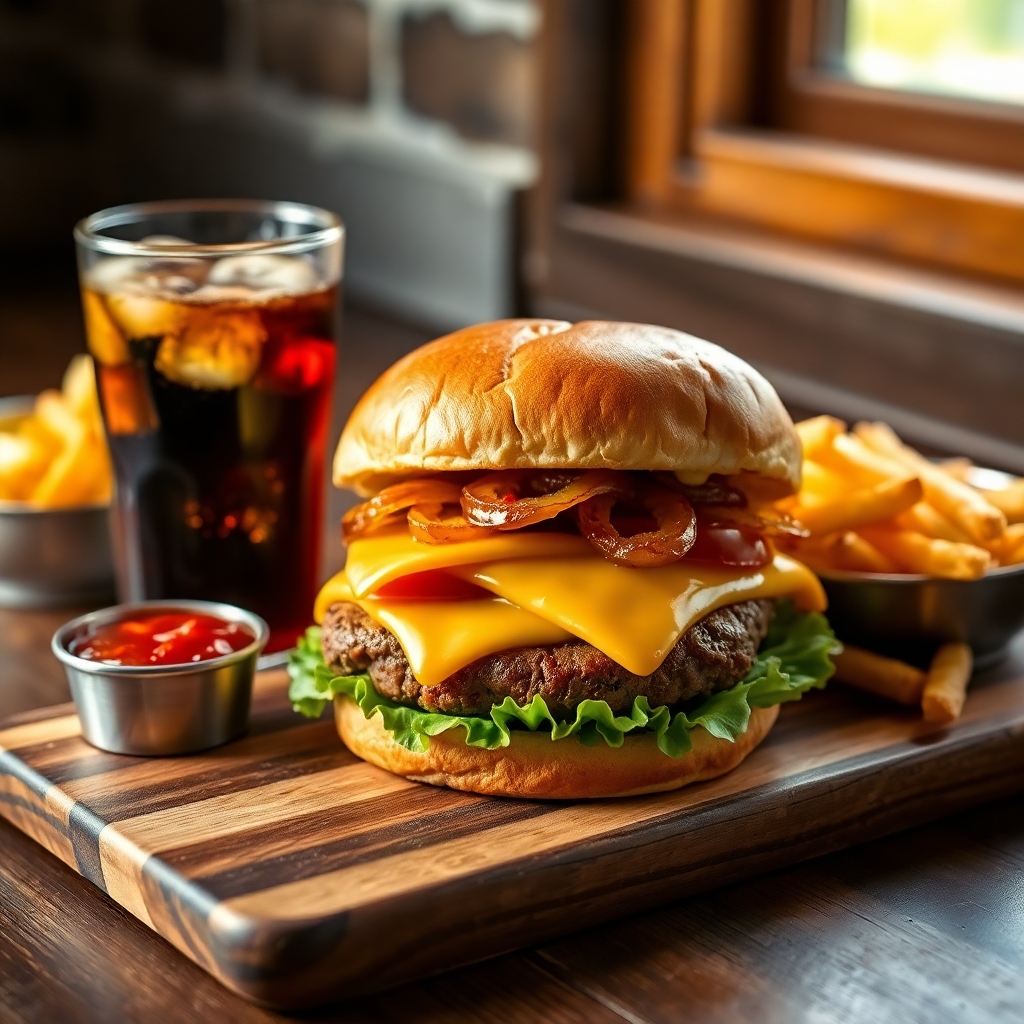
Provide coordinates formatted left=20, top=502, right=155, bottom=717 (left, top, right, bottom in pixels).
left=333, top=697, right=780, bottom=799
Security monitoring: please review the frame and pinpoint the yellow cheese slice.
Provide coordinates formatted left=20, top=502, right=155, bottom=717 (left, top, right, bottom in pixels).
left=367, top=598, right=573, bottom=687
left=342, top=529, right=592, bottom=598
left=313, top=572, right=573, bottom=687
left=449, top=553, right=825, bottom=677
left=316, top=531, right=826, bottom=686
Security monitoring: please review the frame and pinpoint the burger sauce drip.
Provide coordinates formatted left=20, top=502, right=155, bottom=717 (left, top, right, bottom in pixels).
left=70, top=612, right=255, bottom=666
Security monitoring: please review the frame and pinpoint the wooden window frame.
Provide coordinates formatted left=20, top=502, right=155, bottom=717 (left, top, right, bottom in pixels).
left=625, top=0, right=1024, bottom=283
left=775, top=0, right=1024, bottom=175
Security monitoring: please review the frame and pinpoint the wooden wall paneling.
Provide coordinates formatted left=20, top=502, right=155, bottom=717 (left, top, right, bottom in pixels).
left=536, top=206, right=1024, bottom=462
left=624, top=0, right=689, bottom=201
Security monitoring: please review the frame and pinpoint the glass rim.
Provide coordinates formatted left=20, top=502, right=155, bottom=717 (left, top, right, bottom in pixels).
left=74, top=198, right=344, bottom=258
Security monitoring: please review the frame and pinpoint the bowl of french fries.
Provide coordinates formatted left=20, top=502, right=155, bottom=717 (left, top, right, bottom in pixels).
left=776, top=415, right=1024, bottom=667
left=0, top=355, right=115, bottom=608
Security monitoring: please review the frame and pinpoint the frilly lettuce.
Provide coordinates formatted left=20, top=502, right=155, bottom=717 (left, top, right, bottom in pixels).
left=288, top=602, right=839, bottom=758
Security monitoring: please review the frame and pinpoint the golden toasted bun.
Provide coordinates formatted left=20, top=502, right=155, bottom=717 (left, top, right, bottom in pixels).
left=334, top=696, right=779, bottom=799
left=333, top=319, right=801, bottom=497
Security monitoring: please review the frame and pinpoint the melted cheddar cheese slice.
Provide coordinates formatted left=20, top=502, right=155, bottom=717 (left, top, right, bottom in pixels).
left=315, top=530, right=826, bottom=686
left=313, top=573, right=574, bottom=687
left=449, top=553, right=824, bottom=676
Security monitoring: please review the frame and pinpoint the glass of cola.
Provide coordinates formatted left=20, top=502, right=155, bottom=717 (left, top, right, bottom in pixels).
left=75, top=200, right=343, bottom=653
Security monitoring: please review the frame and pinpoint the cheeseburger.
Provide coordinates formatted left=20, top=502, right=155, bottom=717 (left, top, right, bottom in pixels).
left=290, top=320, right=838, bottom=798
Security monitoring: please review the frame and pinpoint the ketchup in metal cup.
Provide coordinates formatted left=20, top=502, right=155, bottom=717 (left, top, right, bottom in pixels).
left=70, top=612, right=255, bottom=667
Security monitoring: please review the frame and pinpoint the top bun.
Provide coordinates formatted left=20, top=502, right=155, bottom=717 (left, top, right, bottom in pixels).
left=334, top=319, right=801, bottom=498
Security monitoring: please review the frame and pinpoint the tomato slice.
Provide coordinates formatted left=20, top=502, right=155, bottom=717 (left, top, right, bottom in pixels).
left=373, top=570, right=490, bottom=601
left=683, top=515, right=772, bottom=568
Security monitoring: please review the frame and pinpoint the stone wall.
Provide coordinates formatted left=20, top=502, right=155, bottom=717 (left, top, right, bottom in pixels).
left=0, top=0, right=540, bottom=328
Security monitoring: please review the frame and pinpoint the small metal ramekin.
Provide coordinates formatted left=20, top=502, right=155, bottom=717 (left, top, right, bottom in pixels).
left=52, top=600, right=268, bottom=756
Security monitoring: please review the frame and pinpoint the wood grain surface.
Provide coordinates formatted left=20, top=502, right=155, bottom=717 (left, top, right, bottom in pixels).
left=3, top=650, right=1024, bottom=1009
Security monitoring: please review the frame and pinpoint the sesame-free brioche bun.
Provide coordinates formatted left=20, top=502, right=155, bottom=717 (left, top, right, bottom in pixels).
left=333, top=319, right=801, bottom=498
left=334, top=696, right=779, bottom=800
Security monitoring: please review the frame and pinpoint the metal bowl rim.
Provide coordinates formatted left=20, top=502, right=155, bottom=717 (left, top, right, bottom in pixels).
left=816, top=561, right=1024, bottom=585
left=0, top=499, right=111, bottom=517
left=52, top=600, right=269, bottom=677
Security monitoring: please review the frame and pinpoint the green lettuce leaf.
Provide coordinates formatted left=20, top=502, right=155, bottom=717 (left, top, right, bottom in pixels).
left=287, top=602, right=839, bottom=758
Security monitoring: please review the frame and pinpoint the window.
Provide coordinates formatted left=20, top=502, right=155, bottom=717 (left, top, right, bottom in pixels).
left=625, top=0, right=1024, bottom=282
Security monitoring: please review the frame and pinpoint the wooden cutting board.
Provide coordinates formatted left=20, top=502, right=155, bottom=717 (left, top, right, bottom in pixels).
left=2, top=647, right=1024, bottom=1010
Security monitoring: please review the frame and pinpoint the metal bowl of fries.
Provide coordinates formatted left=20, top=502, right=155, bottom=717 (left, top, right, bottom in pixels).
left=817, top=562, right=1024, bottom=668
left=0, top=358, right=115, bottom=608
left=780, top=416, right=1024, bottom=667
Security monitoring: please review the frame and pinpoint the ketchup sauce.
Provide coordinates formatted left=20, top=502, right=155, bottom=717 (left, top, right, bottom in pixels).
left=71, top=612, right=255, bottom=666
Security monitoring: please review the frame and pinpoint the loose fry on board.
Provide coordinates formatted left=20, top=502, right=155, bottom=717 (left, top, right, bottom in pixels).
left=854, top=422, right=1006, bottom=545
left=859, top=527, right=992, bottom=579
left=832, top=645, right=927, bottom=705
left=795, top=416, right=845, bottom=460
left=981, top=479, right=1024, bottom=524
left=922, top=643, right=973, bottom=724
left=794, top=477, right=922, bottom=537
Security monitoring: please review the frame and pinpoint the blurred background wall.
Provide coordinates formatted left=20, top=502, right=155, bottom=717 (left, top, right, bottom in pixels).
left=0, top=0, right=538, bottom=331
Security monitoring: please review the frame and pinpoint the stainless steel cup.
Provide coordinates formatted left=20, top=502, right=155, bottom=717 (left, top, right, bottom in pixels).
left=52, top=600, right=268, bottom=755
left=820, top=563, right=1024, bottom=669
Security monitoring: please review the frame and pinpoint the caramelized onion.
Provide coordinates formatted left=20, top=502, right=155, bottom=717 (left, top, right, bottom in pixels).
left=461, top=469, right=629, bottom=529
left=704, top=505, right=809, bottom=539
left=407, top=502, right=495, bottom=544
left=343, top=480, right=463, bottom=543
left=575, top=485, right=697, bottom=567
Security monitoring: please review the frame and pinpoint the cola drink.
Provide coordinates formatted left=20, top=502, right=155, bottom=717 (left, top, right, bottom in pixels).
left=80, top=248, right=338, bottom=653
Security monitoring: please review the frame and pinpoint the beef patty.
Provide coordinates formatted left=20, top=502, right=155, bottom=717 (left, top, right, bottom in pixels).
left=321, top=598, right=775, bottom=717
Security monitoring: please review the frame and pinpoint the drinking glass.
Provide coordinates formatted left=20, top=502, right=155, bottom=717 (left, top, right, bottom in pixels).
left=75, top=200, right=343, bottom=652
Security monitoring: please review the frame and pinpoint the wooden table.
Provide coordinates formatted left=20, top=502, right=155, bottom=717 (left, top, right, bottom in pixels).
left=3, top=300, right=1024, bottom=1022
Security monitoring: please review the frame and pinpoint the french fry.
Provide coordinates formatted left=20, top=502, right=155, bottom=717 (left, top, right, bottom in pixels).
left=854, top=422, right=1006, bottom=545
left=833, top=645, right=926, bottom=705
left=0, top=359, right=113, bottom=509
left=797, top=460, right=848, bottom=507
left=922, top=643, right=972, bottom=724
left=795, top=416, right=845, bottom=460
left=818, top=432, right=909, bottom=485
left=936, top=457, right=974, bottom=482
left=981, top=479, right=1024, bottom=524
left=798, top=531, right=900, bottom=574
left=0, top=432, right=49, bottom=501
left=860, top=526, right=991, bottom=579
left=985, top=521, right=1024, bottom=565
left=894, top=501, right=973, bottom=545
left=794, top=476, right=923, bottom=537
left=837, top=532, right=901, bottom=573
